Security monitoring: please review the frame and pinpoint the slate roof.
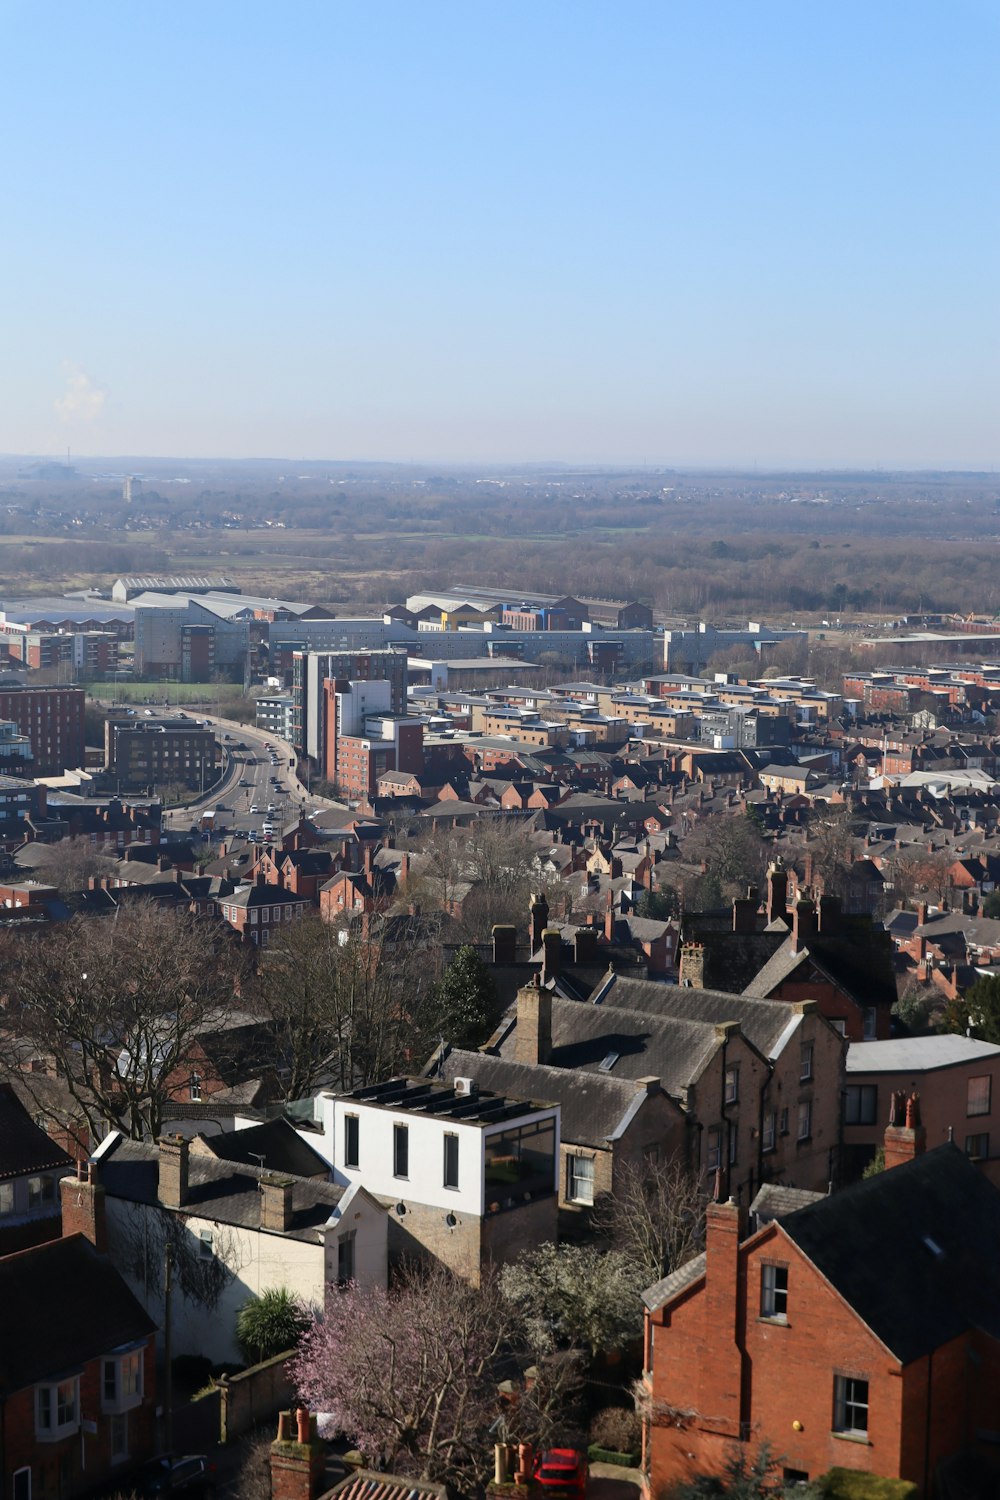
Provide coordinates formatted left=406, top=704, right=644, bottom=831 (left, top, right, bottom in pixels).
left=195, top=1118, right=330, bottom=1177
left=741, top=928, right=898, bottom=1009
left=0, top=1084, right=74, bottom=1181
left=750, top=1183, right=826, bottom=1224
left=98, top=1137, right=347, bottom=1242
left=600, top=976, right=802, bottom=1059
left=493, top=995, right=733, bottom=1095
left=779, top=1143, right=1000, bottom=1363
left=431, top=1047, right=673, bottom=1148
left=642, top=1252, right=706, bottom=1312
left=0, top=1235, right=156, bottom=1395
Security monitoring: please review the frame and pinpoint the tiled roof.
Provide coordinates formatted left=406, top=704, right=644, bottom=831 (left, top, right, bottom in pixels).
left=750, top=1183, right=826, bottom=1223
left=642, top=1252, right=706, bottom=1311
left=432, top=1048, right=668, bottom=1147
left=323, top=1471, right=447, bottom=1500
left=781, top=1144, right=1000, bottom=1363
left=0, top=1085, right=74, bottom=1181
left=0, top=1235, right=155, bottom=1394
left=602, top=976, right=802, bottom=1059
left=99, top=1138, right=346, bottom=1241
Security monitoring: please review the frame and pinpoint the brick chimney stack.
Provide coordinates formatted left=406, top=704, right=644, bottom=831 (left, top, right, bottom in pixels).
left=260, top=1176, right=295, bottom=1233
left=700, top=1196, right=747, bottom=1439
left=884, top=1089, right=926, bottom=1170
left=515, top=981, right=552, bottom=1066
left=60, top=1160, right=106, bottom=1253
left=492, top=923, right=516, bottom=965
left=270, top=1409, right=325, bottom=1500
left=790, top=898, right=816, bottom=954
left=765, top=859, right=788, bottom=926
left=529, top=892, right=549, bottom=950
left=157, top=1134, right=190, bottom=1208
left=541, top=927, right=561, bottom=984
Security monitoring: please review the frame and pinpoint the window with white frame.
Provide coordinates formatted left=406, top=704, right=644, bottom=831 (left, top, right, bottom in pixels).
left=833, top=1373, right=869, bottom=1436
left=762, top=1111, right=776, bottom=1152
left=706, top=1127, right=722, bottom=1171
left=800, top=1043, right=814, bottom=1082
left=198, top=1230, right=214, bottom=1259
left=779, top=1107, right=789, bottom=1136
left=36, top=1377, right=79, bottom=1440
left=862, top=1008, right=877, bottom=1040
left=189, top=1072, right=202, bottom=1103
left=102, top=1349, right=143, bottom=1413
left=568, top=1154, right=595, bottom=1205
left=965, top=1132, right=989, bottom=1159
left=0, top=1181, right=15, bottom=1215
left=797, top=1100, right=812, bottom=1141
left=12, top=1468, right=30, bottom=1500
left=724, top=1066, right=739, bottom=1104
left=760, top=1262, right=788, bottom=1320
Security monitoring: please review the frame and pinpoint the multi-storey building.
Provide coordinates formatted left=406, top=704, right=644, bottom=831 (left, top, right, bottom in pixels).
left=0, top=684, right=84, bottom=776
left=104, top=715, right=218, bottom=792
left=255, top=694, right=296, bottom=741
left=290, top=650, right=408, bottom=766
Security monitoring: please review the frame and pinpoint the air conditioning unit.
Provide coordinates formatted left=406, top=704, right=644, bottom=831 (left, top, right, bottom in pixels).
left=454, top=1077, right=477, bottom=1097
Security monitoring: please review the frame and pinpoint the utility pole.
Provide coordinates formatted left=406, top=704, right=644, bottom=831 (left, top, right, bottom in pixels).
left=163, top=1242, right=174, bottom=1456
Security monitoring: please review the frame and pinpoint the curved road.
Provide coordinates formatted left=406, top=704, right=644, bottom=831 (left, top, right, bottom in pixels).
left=158, top=713, right=349, bottom=839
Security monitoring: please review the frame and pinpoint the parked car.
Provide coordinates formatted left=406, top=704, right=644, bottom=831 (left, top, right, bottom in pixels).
left=533, top=1450, right=587, bottom=1499
left=136, top=1453, right=217, bottom=1495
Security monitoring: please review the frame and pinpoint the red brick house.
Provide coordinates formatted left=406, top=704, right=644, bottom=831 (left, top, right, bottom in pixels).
left=642, top=1113, right=1000, bottom=1497
left=0, top=1175, right=157, bottom=1500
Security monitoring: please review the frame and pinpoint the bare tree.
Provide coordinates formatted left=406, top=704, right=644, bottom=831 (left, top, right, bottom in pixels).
left=404, top=816, right=544, bottom=940
left=805, top=805, right=861, bottom=902
left=254, top=912, right=443, bottom=1098
left=21, top=837, right=117, bottom=896
left=682, top=812, right=768, bottom=903
left=592, top=1156, right=706, bottom=1283
left=0, top=901, right=245, bottom=1139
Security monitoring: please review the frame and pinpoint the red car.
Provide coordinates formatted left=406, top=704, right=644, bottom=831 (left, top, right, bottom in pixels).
left=534, top=1449, right=587, bottom=1498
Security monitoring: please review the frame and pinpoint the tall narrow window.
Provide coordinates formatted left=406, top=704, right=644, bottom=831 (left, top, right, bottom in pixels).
left=189, top=1072, right=202, bottom=1102
left=760, top=1263, right=788, bottom=1320
left=344, top=1114, right=360, bottom=1169
left=762, top=1112, right=776, bottom=1152
left=393, top=1123, right=409, bottom=1178
left=797, top=1100, right=812, bottom=1141
left=706, top=1128, right=722, bottom=1171
left=337, top=1230, right=356, bottom=1286
left=724, top=1067, right=739, bottom=1104
left=800, top=1043, right=814, bottom=1082
left=568, top=1154, right=595, bottom=1205
left=443, top=1133, right=460, bottom=1190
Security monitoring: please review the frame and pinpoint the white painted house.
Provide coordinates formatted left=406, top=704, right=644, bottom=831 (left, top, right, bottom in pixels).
left=93, top=1132, right=388, bottom=1365
left=293, top=1076, right=561, bottom=1281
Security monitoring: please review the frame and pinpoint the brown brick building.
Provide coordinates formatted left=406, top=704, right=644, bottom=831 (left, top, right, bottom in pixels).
left=0, top=684, right=85, bottom=776
left=642, top=1119, right=1000, bottom=1497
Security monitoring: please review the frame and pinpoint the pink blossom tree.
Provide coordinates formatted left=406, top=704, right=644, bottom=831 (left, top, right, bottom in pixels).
left=291, top=1261, right=583, bottom=1489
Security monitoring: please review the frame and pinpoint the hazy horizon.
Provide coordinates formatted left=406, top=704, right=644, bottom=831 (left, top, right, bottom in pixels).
left=2, top=2, right=997, bottom=468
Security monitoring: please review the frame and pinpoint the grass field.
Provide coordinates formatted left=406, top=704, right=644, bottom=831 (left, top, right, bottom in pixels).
left=84, top=680, right=246, bottom=704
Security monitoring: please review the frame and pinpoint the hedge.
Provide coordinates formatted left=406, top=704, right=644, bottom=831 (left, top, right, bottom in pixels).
left=587, top=1445, right=639, bottom=1467
left=820, top=1470, right=918, bottom=1500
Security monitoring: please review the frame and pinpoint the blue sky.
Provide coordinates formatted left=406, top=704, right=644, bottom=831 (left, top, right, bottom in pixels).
left=1, top=1, right=997, bottom=466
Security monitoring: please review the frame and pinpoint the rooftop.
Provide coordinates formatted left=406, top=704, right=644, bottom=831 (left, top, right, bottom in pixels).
left=845, top=1036, right=1000, bottom=1073
left=336, top=1075, right=556, bottom=1126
